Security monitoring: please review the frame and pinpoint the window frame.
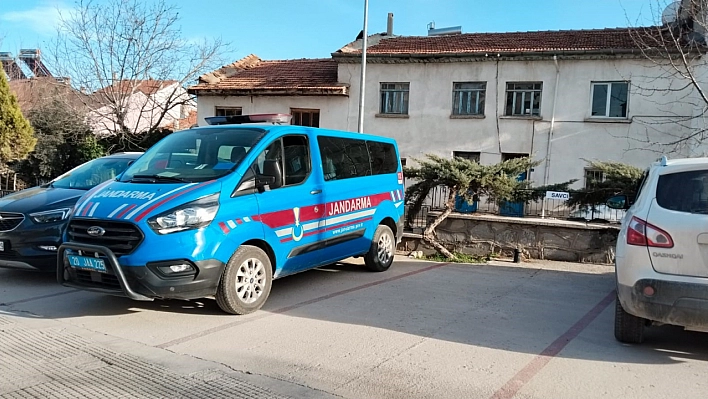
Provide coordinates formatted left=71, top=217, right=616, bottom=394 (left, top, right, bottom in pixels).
left=453, top=151, right=481, bottom=163
left=452, top=82, right=486, bottom=116
left=584, top=168, right=606, bottom=189
left=379, top=82, right=410, bottom=115
left=214, top=106, right=243, bottom=117
left=504, top=82, right=542, bottom=117
left=590, top=81, right=629, bottom=119
left=290, top=108, right=321, bottom=127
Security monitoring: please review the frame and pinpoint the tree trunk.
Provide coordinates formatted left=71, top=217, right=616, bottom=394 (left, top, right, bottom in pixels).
left=422, top=187, right=458, bottom=260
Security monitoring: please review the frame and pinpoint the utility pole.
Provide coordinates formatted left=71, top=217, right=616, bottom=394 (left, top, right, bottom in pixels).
left=357, top=0, right=369, bottom=133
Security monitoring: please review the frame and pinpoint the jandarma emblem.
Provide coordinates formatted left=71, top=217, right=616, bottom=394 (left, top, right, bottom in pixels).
left=87, top=226, right=106, bottom=237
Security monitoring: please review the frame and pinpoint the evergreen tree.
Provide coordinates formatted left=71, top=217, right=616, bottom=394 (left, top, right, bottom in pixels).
left=0, top=70, right=36, bottom=166
left=405, top=155, right=573, bottom=259
left=13, top=99, right=105, bottom=184
left=567, top=161, right=644, bottom=209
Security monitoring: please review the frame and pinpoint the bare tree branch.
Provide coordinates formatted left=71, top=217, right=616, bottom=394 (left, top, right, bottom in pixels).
left=46, top=0, right=230, bottom=150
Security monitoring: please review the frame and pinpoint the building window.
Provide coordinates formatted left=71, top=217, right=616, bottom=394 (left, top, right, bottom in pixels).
left=380, top=82, right=410, bottom=115
left=453, top=151, right=480, bottom=163
left=291, top=108, right=320, bottom=127
left=452, top=82, right=486, bottom=116
left=591, top=82, right=629, bottom=118
left=585, top=168, right=605, bottom=188
left=215, top=107, right=242, bottom=117
left=505, top=82, right=542, bottom=117
left=501, top=153, right=529, bottom=161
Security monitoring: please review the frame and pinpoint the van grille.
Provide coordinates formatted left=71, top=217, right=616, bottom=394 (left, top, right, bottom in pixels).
left=68, top=219, right=144, bottom=256
left=0, top=212, right=24, bottom=232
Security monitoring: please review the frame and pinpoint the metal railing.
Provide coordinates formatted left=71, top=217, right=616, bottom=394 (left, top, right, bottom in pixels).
left=403, top=185, right=625, bottom=232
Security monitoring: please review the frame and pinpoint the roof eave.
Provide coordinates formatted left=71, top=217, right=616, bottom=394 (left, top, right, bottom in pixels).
left=187, top=87, right=349, bottom=96
left=331, top=47, right=691, bottom=61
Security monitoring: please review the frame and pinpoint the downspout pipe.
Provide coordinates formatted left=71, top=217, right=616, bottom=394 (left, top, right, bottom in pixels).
left=541, top=55, right=560, bottom=218
left=544, top=55, right=560, bottom=186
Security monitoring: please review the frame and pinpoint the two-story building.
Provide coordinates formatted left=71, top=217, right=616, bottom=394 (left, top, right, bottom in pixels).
left=188, top=23, right=705, bottom=189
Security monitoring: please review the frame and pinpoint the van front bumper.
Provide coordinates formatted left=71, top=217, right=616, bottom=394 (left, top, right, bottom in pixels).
left=57, top=242, right=226, bottom=301
left=618, top=279, right=708, bottom=329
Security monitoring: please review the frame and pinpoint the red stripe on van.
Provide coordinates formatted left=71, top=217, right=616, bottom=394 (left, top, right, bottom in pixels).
left=218, top=222, right=230, bottom=234
left=257, top=192, right=393, bottom=229
left=115, top=204, right=136, bottom=219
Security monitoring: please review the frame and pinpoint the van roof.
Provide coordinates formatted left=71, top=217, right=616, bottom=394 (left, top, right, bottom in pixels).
left=193, top=124, right=398, bottom=145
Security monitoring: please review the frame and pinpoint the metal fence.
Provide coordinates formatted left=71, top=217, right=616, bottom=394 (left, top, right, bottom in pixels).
left=403, top=185, right=625, bottom=231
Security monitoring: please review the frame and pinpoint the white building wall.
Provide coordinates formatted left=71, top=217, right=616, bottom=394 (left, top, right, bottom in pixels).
left=337, top=57, right=703, bottom=188
left=194, top=56, right=705, bottom=188
left=195, top=95, right=350, bottom=128
left=89, top=84, right=195, bottom=135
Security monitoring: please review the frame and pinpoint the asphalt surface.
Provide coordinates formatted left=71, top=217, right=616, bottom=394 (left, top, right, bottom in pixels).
left=1, top=257, right=708, bottom=398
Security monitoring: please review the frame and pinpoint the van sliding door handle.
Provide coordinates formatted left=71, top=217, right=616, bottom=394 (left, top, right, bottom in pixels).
left=310, top=189, right=322, bottom=195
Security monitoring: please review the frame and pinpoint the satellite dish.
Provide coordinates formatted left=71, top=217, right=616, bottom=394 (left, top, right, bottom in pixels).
left=661, top=1, right=682, bottom=25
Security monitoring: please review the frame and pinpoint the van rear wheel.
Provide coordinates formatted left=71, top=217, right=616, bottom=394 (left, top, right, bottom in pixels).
left=216, top=245, right=273, bottom=315
left=614, top=293, right=646, bottom=344
left=364, top=225, right=395, bottom=272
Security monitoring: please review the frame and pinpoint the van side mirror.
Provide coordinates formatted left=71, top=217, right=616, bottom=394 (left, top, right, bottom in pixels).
left=260, top=159, right=283, bottom=189
left=255, top=175, right=276, bottom=188
left=607, top=195, right=629, bottom=210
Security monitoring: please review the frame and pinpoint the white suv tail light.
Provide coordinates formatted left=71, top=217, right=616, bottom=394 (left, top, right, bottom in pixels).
left=627, top=216, right=674, bottom=248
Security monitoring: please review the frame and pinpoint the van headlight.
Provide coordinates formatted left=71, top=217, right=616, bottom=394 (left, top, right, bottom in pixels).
left=29, top=208, right=72, bottom=224
left=147, top=193, right=219, bottom=234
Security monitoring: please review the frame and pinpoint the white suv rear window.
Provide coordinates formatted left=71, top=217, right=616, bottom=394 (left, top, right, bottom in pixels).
left=656, top=170, right=708, bottom=214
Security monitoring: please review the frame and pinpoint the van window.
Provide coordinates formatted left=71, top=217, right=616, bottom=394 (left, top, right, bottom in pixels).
left=367, top=141, right=398, bottom=175
left=120, top=128, right=265, bottom=183
left=318, top=137, right=371, bottom=181
left=251, top=135, right=310, bottom=188
left=656, top=170, right=708, bottom=214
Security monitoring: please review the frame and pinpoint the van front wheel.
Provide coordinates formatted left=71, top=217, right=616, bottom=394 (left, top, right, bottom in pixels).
left=216, top=245, right=273, bottom=315
left=364, top=225, right=395, bottom=272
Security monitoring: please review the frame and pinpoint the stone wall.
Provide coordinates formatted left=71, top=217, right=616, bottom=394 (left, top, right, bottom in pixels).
left=398, top=212, right=620, bottom=264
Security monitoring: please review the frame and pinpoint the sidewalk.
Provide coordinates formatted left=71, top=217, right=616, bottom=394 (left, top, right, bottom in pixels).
left=0, top=313, right=338, bottom=399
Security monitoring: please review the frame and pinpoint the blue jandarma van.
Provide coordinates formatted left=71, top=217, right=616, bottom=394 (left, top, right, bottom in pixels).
left=58, top=114, right=405, bottom=314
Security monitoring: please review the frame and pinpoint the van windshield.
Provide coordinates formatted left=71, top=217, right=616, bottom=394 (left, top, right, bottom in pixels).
left=119, top=128, right=266, bottom=183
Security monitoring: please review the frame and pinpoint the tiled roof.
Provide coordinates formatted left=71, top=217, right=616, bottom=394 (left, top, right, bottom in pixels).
left=188, top=55, right=347, bottom=95
left=9, top=77, right=89, bottom=112
left=94, top=79, right=179, bottom=96
left=335, top=27, right=663, bottom=56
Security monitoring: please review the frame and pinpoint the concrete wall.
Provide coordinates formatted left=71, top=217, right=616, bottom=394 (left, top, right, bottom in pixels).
left=398, top=213, right=619, bottom=264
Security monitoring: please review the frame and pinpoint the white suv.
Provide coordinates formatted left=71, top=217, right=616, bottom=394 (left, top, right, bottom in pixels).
left=608, top=156, right=708, bottom=343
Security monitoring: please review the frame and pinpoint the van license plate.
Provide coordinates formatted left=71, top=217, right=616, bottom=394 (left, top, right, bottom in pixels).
left=67, top=255, right=106, bottom=273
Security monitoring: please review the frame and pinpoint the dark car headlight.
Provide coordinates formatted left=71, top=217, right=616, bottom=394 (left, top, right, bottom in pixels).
left=29, top=208, right=72, bottom=224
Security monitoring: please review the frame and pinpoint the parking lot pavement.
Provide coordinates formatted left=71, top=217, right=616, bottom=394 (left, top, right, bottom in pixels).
left=2, top=258, right=708, bottom=399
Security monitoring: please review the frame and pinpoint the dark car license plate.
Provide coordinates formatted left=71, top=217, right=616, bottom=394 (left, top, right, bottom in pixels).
left=67, top=255, right=106, bottom=273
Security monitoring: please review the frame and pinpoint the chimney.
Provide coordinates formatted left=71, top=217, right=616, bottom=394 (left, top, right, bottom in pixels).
left=387, top=13, right=394, bottom=36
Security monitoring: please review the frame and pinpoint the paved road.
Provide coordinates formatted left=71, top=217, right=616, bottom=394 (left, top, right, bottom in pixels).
left=1, top=258, right=708, bottom=398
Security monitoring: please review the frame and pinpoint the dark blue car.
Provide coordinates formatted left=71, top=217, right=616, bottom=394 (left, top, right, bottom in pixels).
left=0, top=152, right=142, bottom=272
